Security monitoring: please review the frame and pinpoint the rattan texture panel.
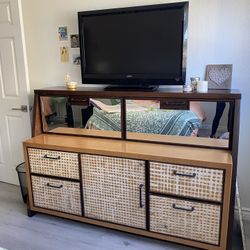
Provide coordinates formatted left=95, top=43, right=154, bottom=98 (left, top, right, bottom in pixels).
left=150, top=162, right=223, bottom=202
left=31, top=176, right=81, bottom=215
left=81, top=154, right=146, bottom=229
left=28, top=148, right=79, bottom=179
left=150, top=196, right=221, bottom=245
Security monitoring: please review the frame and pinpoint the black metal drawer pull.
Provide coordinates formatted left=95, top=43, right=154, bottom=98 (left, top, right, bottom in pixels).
left=139, top=184, right=144, bottom=208
left=173, top=170, right=196, bottom=178
left=46, top=183, right=63, bottom=189
left=172, top=203, right=195, bottom=212
left=165, top=101, right=187, bottom=105
left=43, top=154, right=60, bottom=160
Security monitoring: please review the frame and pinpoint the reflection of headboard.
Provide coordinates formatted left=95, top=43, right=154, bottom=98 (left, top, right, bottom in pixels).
left=190, top=102, right=206, bottom=121
left=136, top=99, right=206, bottom=122
left=90, top=99, right=206, bottom=123
left=86, top=99, right=202, bottom=137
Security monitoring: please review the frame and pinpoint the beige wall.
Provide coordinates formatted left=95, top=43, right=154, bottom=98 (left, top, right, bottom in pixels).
left=21, top=0, right=250, bottom=209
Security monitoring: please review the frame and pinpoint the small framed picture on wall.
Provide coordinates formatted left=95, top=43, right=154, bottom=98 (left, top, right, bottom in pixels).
left=58, top=26, right=68, bottom=41
left=70, top=34, right=79, bottom=48
left=72, top=54, right=81, bottom=65
left=60, top=46, right=69, bottom=62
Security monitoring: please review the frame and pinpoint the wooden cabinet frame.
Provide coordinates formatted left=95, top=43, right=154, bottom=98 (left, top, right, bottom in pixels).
left=25, top=86, right=241, bottom=250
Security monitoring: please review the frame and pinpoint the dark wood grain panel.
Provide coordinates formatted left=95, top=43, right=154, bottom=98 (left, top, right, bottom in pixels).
left=34, top=86, right=241, bottom=100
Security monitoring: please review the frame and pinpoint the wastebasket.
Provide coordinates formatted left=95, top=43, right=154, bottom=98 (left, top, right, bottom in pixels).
left=16, top=162, right=28, bottom=203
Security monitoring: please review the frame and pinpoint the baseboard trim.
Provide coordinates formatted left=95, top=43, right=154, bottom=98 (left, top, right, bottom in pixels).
left=235, top=207, right=250, bottom=221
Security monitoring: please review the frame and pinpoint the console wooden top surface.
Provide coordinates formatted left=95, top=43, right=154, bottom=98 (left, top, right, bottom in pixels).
left=24, top=134, right=232, bottom=169
left=34, top=86, right=241, bottom=100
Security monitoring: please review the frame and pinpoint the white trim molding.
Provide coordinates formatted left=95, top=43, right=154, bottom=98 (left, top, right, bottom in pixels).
left=242, top=207, right=250, bottom=221
left=235, top=207, right=250, bottom=222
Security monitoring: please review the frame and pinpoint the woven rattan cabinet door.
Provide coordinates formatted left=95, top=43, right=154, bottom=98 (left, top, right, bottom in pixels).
left=81, top=154, right=146, bottom=229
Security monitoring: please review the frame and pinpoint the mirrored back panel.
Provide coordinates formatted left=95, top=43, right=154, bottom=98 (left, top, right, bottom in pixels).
left=40, top=96, right=232, bottom=148
left=40, top=96, right=121, bottom=139
left=125, top=99, right=231, bottom=148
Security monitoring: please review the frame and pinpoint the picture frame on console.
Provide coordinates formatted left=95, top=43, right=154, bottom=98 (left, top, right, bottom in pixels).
left=205, top=64, right=233, bottom=90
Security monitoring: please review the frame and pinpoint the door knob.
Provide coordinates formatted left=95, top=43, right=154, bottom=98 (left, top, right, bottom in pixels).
left=12, top=105, right=28, bottom=112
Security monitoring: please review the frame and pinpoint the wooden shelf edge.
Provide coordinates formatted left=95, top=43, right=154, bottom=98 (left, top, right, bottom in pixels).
left=23, top=134, right=232, bottom=169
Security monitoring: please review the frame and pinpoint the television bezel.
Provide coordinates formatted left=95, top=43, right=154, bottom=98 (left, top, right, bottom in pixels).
left=78, top=2, right=188, bottom=86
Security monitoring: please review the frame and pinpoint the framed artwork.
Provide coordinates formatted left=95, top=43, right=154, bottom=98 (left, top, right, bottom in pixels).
left=72, top=54, right=81, bottom=65
left=58, top=26, right=68, bottom=41
left=70, top=34, right=79, bottom=48
left=60, top=46, right=69, bottom=62
left=205, top=64, right=232, bottom=89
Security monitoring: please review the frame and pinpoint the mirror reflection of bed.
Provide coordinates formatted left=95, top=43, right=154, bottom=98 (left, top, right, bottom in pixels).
left=40, top=97, right=230, bottom=148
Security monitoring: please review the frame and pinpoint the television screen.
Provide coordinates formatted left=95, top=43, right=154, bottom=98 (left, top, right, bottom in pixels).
left=78, top=2, right=188, bottom=86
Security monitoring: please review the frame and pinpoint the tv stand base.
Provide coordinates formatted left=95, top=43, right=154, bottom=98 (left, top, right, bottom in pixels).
left=104, top=85, right=159, bottom=91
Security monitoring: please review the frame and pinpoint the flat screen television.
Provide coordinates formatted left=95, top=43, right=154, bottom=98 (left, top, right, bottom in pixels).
left=78, top=2, right=188, bottom=89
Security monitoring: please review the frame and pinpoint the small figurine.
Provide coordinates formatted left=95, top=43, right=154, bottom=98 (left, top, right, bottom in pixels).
left=64, top=73, right=70, bottom=84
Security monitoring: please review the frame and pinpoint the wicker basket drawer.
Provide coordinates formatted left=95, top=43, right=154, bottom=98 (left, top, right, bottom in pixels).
left=28, top=148, right=79, bottom=179
left=150, top=162, right=224, bottom=202
left=150, top=195, right=221, bottom=245
left=31, top=175, right=81, bottom=215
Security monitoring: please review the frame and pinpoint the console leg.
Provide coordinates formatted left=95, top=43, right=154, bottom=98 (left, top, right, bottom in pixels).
left=27, top=208, right=36, bottom=217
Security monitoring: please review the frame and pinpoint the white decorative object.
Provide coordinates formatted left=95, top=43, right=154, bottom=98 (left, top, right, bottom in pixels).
left=205, top=64, right=232, bottom=89
left=190, top=77, right=200, bottom=90
left=183, top=84, right=193, bottom=92
left=197, top=81, right=208, bottom=93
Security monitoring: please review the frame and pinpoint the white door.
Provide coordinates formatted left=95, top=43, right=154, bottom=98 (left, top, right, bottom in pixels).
left=0, top=0, right=31, bottom=184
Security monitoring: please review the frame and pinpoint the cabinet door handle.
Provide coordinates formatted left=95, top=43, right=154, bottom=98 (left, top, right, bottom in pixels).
left=139, top=184, right=144, bottom=208
left=173, top=170, right=196, bottom=178
left=165, top=101, right=187, bottom=105
left=46, top=183, right=63, bottom=189
left=172, top=203, right=194, bottom=212
left=43, top=154, right=60, bottom=160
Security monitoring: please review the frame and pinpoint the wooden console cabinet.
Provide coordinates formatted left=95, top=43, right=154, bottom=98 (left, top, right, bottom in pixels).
left=23, top=87, right=241, bottom=250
